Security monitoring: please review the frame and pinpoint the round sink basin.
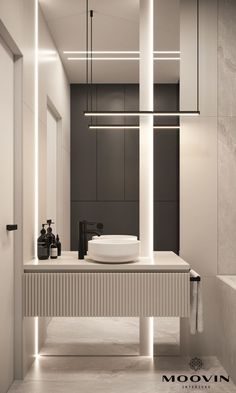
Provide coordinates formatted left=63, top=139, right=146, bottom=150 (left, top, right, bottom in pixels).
left=92, top=234, right=137, bottom=241
left=87, top=236, right=140, bottom=263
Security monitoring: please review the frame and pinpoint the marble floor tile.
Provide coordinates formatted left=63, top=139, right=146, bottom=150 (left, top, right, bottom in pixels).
left=9, top=355, right=236, bottom=393
left=7, top=318, right=236, bottom=393
left=40, top=317, right=180, bottom=356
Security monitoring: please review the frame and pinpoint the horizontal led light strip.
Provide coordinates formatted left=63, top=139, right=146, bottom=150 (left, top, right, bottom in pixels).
left=67, top=57, right=180, bottom=61
left=84, top=111, right=200, bottom=117
left=89, top=125, right=180, bottom=130
left=63, top=50, right=180, bottom=54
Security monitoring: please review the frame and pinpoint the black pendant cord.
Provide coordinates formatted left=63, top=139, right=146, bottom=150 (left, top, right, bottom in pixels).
left=197, top=0, right=199, bottom=112
left=90, top=10, right=94, bottom=123
left=86, top=0, right=89, bottom=111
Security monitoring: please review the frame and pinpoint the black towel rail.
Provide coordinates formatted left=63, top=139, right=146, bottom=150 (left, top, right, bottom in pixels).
left=190, top=269, right=201, bottom=282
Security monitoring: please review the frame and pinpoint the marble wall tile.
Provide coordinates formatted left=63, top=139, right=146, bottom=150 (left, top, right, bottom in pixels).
left=218, top=117, right=236, bottom=274
left=180, top=116, right=217, bottom=276
left=218, top=0, right=236, bottom=117
left=217, top=276, right=236, bottom=385
left=218, top=0, right=236, bottom=274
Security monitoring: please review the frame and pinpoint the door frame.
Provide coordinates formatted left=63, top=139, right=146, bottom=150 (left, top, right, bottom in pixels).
left=0, top=20, right=23, bottom=380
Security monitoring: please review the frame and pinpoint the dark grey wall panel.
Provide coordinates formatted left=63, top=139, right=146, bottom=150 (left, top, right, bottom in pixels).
left=154, top=202, right=179, bottom=253
left=154, top=84, right=179, bottom=126
left=124, top=84, right=139, bottom=125
left=124, top=130, right=139, bottom=200
left=154, top=84, right=179, bottom=110
left=96, top=85, right=125, bottom=125
left=71, top=85, right=97, bottom=200
left=71, top=202, right=139, bottom=250
left=96, top=85, right=125, bottom=200
left=71, top=84, right=179, bottom=252
left=124, top=85, right=139, bottom=200
left=97, top=129, right=125, bottom=200
left=154, top=130, right=179, bottom=201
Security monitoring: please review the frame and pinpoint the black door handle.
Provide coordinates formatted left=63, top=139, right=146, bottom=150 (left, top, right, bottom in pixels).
left=6, top=225, right=18, bottom=231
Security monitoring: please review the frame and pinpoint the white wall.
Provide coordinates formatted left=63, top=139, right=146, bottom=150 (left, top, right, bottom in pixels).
left=46, top=109, right=58, bottom=232
left=38, top=5, right=70, bottom=249
left=179, top=0, right=218, bottom=355
left=0, top=0, right=36, bottom=377
left=38, top=4, right=70, bottom=361
left=0, top=0, right=70, bottom=379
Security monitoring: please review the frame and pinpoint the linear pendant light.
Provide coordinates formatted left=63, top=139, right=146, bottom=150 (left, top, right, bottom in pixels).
left=83, top=2, right=200, bottom=127
left=67, top=57, right=180, bottom=61
left=64, top=50, right=181, bottom=54
left=84, top=111, right=200, bottom=117
left=89, top=125, right=181, bottom=130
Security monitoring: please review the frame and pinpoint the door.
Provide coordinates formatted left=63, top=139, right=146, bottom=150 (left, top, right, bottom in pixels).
left=0, top=36, right=15, bottom=393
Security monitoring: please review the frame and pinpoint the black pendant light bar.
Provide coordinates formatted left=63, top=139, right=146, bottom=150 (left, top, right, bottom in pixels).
left=85, top=1, right=94, bottom=115
left=90, top=9, right=93, bottom=114
left=86, top=0, right=89, bottom=110
left=89, top=125, right=181, bottom=130
left=84, top=110, right=200, bottom=117
left=84, top=1, right=200, bottom=127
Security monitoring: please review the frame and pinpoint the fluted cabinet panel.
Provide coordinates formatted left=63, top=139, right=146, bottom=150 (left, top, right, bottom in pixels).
left=23, top=272, right=190, bottom=318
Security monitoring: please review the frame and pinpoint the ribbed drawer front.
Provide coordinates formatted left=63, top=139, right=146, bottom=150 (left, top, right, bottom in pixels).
left=23, top=272, right=190, bottom=317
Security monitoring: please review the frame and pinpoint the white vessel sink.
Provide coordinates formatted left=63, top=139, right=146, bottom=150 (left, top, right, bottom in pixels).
left=92, top=234, right=137, bottom=241
left=87, top=235, right=140, bottom=263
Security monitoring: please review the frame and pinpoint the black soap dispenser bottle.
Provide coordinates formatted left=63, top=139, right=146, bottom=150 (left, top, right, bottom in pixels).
left=56, top=234, right=61, bottom=256
left=46, top=219, right=55, bottom=248
left=50, top=237, right=58, bottom=259
left=37, top=224, right=49, bottom=260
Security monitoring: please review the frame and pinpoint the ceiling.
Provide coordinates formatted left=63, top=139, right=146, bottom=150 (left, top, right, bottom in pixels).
left=39, top=0, right=180, bottom=83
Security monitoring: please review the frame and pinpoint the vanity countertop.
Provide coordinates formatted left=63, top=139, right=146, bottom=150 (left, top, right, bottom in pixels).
left=23, top=251, right=190, bottom=272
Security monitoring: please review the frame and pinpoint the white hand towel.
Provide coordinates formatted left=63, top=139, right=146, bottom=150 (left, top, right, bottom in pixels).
left=197, top=280, right=204, bottom=333
left=190, top=280, right=198, bottom=334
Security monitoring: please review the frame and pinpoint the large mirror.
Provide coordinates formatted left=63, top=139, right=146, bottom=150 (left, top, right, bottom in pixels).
left=37, top=0, right=180, bottom=357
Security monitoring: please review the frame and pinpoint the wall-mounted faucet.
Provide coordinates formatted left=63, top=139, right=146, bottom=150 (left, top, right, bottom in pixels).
left=78, top=220, right=103, bottom=259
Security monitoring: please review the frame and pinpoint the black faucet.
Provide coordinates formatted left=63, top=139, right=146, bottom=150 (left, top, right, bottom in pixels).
left=78, top=220, right=103, bottom=259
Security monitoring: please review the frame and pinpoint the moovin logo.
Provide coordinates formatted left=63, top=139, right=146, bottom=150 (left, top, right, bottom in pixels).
left=162, top=357, right=230, bottom=389
left=189, top=357, right=204, bottom=372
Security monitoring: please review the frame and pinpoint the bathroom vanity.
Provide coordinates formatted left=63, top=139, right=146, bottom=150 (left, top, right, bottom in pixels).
left=23, top=251, right=190, bottom=318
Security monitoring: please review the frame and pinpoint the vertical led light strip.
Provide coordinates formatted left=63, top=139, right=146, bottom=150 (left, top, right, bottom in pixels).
left=139, top=0, right=154, bottom=357
left=34, top=0, right=39, bottom=358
